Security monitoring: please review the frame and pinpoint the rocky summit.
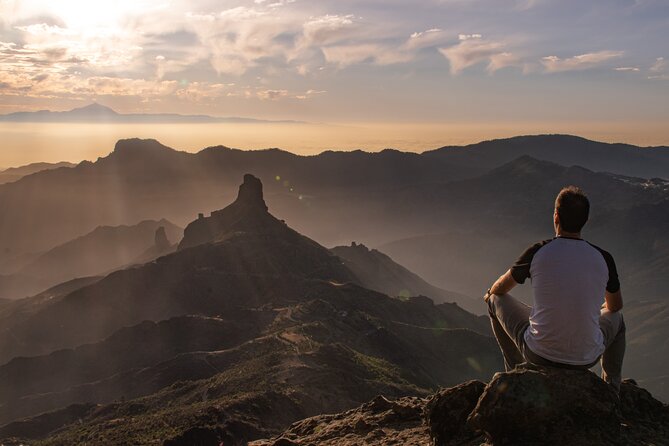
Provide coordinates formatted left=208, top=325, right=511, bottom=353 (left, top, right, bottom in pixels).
left=254, top=364, right=669, bottom=446
left=179, top=173, right=271, bottom=250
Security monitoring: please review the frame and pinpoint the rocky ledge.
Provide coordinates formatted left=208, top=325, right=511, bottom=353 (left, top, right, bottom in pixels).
left=250, top=364, right=669, bottom=446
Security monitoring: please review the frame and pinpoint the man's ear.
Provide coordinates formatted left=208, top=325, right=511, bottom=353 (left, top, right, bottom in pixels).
left=554, top=210, right=560, bottom=227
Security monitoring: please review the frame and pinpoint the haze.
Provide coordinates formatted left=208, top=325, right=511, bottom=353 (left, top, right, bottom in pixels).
left=3, top=120, right=669, bottom=167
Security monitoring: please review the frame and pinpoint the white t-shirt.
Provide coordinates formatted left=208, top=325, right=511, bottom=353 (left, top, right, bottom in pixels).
left=510, top=237, right=620, bottom=365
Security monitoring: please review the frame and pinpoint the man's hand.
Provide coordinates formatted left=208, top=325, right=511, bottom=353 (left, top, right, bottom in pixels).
left=486, top=269, right=519, bottom=301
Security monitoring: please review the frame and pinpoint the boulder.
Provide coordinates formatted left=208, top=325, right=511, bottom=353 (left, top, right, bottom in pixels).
left=467, top=364, right=621, bottom=445
left=425, top=380, right=486, bottom=445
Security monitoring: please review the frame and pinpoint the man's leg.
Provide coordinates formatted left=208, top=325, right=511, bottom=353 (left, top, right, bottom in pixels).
left=487, top=294, right=531, bottom=371
left=599, top=309, right=626, bottom=391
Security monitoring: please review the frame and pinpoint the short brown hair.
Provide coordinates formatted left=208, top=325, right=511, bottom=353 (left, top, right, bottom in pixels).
left=555, top=186, right=589, bottom=233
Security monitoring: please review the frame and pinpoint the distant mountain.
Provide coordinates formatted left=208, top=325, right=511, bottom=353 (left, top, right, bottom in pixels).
left=380, top=155, right=669, bottom=299
left=0, top=103, right=303, bottom=124
left=0, top=138, right=480, bottom=260
left=0, top=219, right=182, bottom=300
left=128, top=226, right=177, bottom=266
left=0, top=138, right=666, bottom=299
left=331, top=242, right=480, bottom=313
left=0, top=175, right=500, bottom=444
left=425, top=134, right=669, bottom=179
left=0, top=161, right=75, bottom=185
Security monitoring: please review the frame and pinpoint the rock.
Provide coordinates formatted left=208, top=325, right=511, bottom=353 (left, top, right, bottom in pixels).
left=252, top=368, right=669, bottom=446
left=154, top=226, right=170, bottom=250
left=236, top=173, right=267, bottom=210
left=179, top=174, right=275, bottom=250
left=467, top=363, right=622, bottom=445
left=619, top=378, right=667, bottom=421
left=250, top=396, right=429, bottom=446
left=425, top=380, right=486, bottom=446
left=618, top=379, right=669, bottom=444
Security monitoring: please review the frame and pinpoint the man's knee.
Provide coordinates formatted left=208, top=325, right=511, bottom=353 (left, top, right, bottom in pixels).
left=487, top=293, right=502, bottom=316
left=601, top=309, right=624, bottom=329
left=487, top=293, right=512, bottom=309
left=600, top=310, right=625, bottom=341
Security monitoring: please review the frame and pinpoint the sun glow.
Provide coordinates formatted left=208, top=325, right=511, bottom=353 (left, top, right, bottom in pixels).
left=6, top=0, right=160, bottom=29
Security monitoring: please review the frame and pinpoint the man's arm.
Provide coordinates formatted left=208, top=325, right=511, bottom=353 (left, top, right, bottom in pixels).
left=485, top=269, right=519, bottom=300
left=604, top=289, right=623, bottom=312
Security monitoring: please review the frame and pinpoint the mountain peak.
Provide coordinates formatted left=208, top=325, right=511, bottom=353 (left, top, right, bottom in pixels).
left=154, top=226, right=170, bottom=250
left=110, top=138, right=175, bottom=157
left=235, top=174, right=267, bottom=211
left=178, top=174, right=280, bottom=250
left=70, top=103, right=118, bottom=115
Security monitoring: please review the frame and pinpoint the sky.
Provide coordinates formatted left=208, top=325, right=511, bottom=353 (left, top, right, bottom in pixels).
left=0, top=0, right=668, bottom=159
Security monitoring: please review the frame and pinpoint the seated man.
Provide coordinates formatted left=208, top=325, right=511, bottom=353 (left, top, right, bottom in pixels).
left=485, top=186, right=625, bottom=390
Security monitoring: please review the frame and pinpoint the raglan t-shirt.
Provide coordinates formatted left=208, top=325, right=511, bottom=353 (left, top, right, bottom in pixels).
left=510, top=236, right=620, bottom=365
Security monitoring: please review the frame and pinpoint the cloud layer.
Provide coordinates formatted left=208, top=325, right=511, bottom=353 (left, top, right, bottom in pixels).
left=0, top=0, right=667, bottom=120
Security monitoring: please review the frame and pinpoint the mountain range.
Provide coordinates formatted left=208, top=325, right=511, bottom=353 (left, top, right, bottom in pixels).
left=0, top=134, right=667, bottom=443
left=0, top=175, right=500, bottom=444
left=0, top=103, right=303, bottom=124
left=0, top=136, right=666, bottom=301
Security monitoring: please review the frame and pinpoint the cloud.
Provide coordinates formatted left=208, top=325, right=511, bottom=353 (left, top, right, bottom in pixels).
left=541, top=50, right=623, bottom=73
left=187, top=6, right=297, bottom=75
left=648, top=57, right=669, bottom=80
left=256, top=89, right=289, bottom=100
left=302, top=14, right=358, bottom=46
left=321, top=27, right=449, bottom=68
left=650, top=57, right=666, bottom=72
left=402, top=28, right=445, bottom=51
left=295, top=89, right=326, bottom=99
left=614, top=66, right=639, bottom=71
left=322, top=43, right=413, bottom=67
left=439, top=35, right=518, bottom=74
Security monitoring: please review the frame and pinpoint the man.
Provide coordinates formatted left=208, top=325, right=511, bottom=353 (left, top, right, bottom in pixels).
left=484, top=186, right=625, bottom=391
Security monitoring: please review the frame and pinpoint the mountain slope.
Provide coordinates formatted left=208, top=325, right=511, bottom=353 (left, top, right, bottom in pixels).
left=0, top=219, right=181, bottom=300
left=331, top=242, right=479, bottom=313
left=0, top=162, right=75, bottom=185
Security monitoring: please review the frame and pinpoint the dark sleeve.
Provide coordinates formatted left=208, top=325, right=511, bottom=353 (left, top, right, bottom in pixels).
left=510, top=240, right=550, bottom=284
left=588, top=244, right=621, bottom=293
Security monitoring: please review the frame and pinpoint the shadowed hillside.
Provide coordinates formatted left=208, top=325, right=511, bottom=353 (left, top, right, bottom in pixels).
left=0, top=162, right=75, bottom=185
left=331, top=242, right=480, bottom=313
left=0, top=219, right=181, bottom=300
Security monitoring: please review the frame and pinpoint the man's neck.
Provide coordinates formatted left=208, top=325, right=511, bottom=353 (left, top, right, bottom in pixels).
left=556, top=230, right=582, bottom=239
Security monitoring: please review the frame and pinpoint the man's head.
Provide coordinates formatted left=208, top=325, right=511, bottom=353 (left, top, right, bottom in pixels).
left=554, top=186, right=589, bottom=234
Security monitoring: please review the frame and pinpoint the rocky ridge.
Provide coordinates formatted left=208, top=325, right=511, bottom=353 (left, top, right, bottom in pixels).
left=252, top=364, right=669, bottom=446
